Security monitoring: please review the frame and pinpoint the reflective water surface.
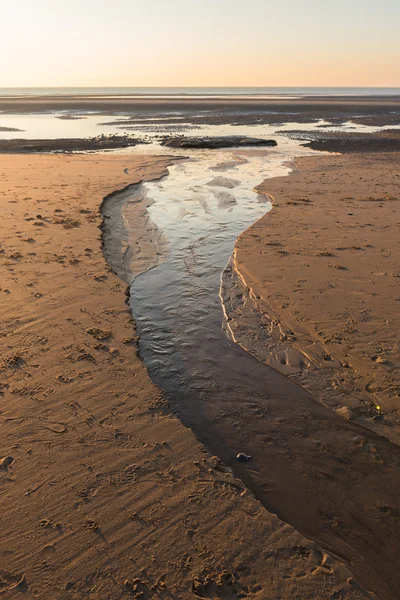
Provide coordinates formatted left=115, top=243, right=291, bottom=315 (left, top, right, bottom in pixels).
left=129, top=140, right=306, bottom=412
left=120, top=137, right=400, bottom=600
left=0, top=110, right=399, bottom=139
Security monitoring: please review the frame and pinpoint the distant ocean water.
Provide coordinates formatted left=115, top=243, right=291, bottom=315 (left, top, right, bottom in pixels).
left=0, top=87, right=399, bottom=97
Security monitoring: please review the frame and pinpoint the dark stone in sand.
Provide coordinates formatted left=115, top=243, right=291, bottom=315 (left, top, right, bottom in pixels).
left=236, top=452, right=253, bottom=462
left=373, top=414, right=384, bottom=422
left=161, top=136, right=277, bottom=149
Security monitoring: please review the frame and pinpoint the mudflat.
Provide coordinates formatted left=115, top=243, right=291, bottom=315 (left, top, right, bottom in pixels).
left=0, top=136, right=141, bottom=153
left=0, top=153, right=369, bottom=599
left=0, top=94, right=399, bottom=126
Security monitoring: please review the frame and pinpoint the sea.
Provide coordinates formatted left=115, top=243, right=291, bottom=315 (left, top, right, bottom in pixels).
left=0, top=87, right=399, bottom=98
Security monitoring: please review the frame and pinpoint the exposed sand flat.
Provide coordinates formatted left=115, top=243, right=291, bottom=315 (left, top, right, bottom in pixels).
left=0, top=95, right=399, bottom=127
left=0, top=153, right=370, bottom=599
left=226, top=152, right=400, bottom=440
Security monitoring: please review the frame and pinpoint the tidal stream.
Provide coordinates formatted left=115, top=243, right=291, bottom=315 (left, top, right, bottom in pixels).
left=103, top=138, right=400, bottom=600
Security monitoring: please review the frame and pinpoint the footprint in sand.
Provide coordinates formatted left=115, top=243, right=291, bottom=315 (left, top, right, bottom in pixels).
left=0, top=456, right=15, bottom=470
left=0, top=571, right=27, bottom=594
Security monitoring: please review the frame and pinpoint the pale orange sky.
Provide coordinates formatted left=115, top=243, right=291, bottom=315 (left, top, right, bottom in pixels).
left=1, top=0, right=399, bottom=87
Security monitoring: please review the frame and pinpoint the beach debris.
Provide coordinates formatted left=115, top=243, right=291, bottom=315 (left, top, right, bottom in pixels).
left=373, top=405, right=384, bottom=421
left=236, top=452, right=253, bottom=463
left=374, top=355, right=388, bottom=364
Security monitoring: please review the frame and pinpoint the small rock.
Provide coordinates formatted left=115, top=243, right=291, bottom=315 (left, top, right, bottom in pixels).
left=376, top=356, right=388, bottom=364
left=236, top=453, right=253, bottom=462
left=373, top=414, right=384, bottom=422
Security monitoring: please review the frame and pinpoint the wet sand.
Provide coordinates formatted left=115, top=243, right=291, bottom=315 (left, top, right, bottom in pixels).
left=301, top=130, right=400, bottom=153
left=0, top=94, right=399, bottom=126
left=225, top=152, right=400, bottom=437
left=0, top=131, right=399, bottom=155
left=94, top=144, right=400, bottom=599
left=218, top=152, right=400, bottom=600
left=0, top=136, right=142, bottom=153
left=0, top=152, right=370, bottom=599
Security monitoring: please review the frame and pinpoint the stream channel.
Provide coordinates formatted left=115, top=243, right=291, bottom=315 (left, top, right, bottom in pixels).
left=102, top=134, right=400, bottom=600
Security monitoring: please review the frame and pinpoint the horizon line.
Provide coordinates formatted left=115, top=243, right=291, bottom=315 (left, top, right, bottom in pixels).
left=1, top=85, right=400, bottom=89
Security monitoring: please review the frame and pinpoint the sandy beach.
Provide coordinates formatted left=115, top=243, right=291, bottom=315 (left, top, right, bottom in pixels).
left=3, top=0, right=400, bottom=591
left=1, top=0, right=399, bottom=595
left=217, top=150, right=400, bottom=599
left=0, top=152, right=374, bottom=599
left=226, top=152, right=400, bottom=439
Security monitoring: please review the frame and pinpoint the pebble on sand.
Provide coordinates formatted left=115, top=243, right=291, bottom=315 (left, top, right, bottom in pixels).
left=236, top=453, right=253, bottom=462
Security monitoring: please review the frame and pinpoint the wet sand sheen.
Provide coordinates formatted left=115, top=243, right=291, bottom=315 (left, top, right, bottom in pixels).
left=102, top=147, right=400, bottom=600
left=4, top=152, right=365, bottom=599
left=2, top=146, right=398, bottom=599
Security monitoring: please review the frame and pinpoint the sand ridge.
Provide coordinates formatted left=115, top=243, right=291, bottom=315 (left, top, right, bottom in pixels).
left=0, top=152, right=371, bottom=599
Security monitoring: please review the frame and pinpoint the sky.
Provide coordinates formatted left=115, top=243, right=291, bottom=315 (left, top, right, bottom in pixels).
left=0, top=0, right=399, bottom=87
